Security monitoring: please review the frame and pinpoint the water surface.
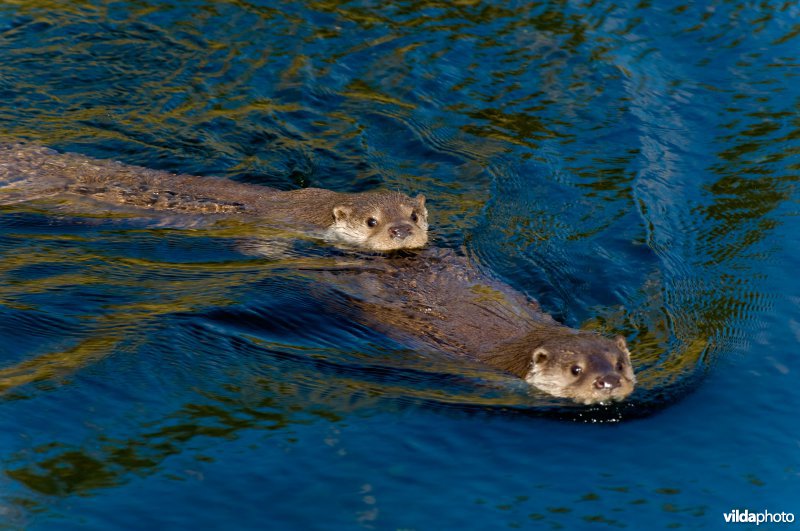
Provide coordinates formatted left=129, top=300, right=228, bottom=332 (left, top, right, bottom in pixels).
left=1, top=1, right=799, bottom=529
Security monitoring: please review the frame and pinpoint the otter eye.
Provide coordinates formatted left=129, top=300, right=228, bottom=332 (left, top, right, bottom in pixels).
left=570, top=365, right=583, bottom=376
left=411, top=212, right=418, bottom=223
left=366, top=217, right=378, bottom=228
left=616, top=361, right=625, bottom=372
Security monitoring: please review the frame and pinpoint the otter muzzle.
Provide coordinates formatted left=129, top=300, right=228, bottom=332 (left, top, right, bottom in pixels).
left=593, top=374, right=621, bottom=390
left=389, top=223, right=413, bottom=239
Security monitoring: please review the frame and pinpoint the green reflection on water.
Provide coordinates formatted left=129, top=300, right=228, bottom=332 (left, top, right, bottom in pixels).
left=7, top=380, right=345, bottom=498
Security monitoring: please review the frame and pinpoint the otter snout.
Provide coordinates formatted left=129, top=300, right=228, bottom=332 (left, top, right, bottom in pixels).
left=389, top=223, right=413, bottom=239
left=593, top=374, right=621, bottom=390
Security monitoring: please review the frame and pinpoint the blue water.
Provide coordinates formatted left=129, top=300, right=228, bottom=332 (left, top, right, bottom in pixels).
left=1, top=1, right=799, bottom=529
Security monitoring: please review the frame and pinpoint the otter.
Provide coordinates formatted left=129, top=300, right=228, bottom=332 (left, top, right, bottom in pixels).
left=0, top=144, right=633, bottom=403
left=0, top=143, right=428, bottom=251
left=321, top=248, right=635, bottom=404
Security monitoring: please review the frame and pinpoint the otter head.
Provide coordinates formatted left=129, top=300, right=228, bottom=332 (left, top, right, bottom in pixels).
left=525, top=334, right=635, bottom=405
left=330, top=191, right=428, bottom=251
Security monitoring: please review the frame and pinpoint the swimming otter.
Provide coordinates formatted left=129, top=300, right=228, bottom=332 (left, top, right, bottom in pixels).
left=0, top=143, right=428, bottom=251
left=323, top=248, right=635, bottom=404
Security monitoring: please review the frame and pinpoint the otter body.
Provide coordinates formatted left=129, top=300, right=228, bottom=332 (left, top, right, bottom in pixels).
left=0, top=143, right=428, bottom=251
left=327, top=248, right=635, bottom=404
left=0, top=144, right=633, bottom=403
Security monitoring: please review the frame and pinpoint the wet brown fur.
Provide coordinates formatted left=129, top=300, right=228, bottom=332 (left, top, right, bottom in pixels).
left=0, top=143, right=428, bottom=250
left=326, top=248, right=635, bottom=403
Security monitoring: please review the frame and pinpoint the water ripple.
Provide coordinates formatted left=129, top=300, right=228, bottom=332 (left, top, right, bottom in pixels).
left=1, top=3, right=799, bottom=524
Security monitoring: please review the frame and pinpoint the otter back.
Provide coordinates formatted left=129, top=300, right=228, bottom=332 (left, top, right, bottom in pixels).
left=320, top=248, right=636, bottom=404
left=0, top=143, right=428, bottom=251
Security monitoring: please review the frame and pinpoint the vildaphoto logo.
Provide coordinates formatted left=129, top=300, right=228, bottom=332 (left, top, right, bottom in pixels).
left=723, top=509, right=795, bottom=525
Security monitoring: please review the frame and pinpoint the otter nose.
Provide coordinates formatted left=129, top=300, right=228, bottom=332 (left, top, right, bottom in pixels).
left=594, top=374, right=621, bottom=390
left=389, top=223, right=413, bottom=239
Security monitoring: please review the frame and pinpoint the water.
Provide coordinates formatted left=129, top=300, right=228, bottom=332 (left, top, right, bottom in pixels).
left=1, top=1, right=799, bottom=529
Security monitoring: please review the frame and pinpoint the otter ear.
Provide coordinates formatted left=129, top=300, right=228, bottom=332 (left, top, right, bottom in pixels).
left=332, top=205, right=352, bottom=222
left=532, top=347, right=549, bottom=365
left=414, top=194, right=426, bottom=209
left=615, top=335, right=630, bottom=355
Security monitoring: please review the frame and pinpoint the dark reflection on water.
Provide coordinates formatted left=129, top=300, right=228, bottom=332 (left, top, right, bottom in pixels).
left=1, top=0, right=799, bottom=528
